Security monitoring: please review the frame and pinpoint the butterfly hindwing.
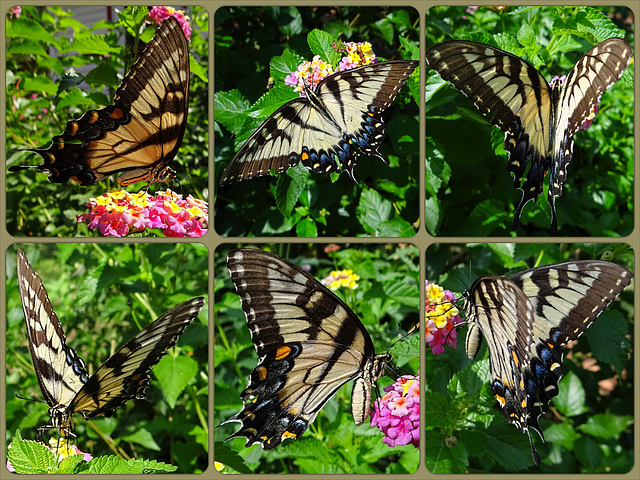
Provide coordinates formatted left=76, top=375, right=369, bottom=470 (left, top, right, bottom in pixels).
left=15, top=249, right=204, bottom=437
left=464, top=260, right=632, bottom=465
left=11, top=16, right=190, bottom=186
left=219, top=60, right=418, bottom=186
left=223, top=248, right=389, bottom=449
left=427, top=39, right=631, bottom=232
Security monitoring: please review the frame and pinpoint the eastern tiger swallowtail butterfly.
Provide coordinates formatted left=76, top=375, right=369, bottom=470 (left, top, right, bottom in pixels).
left=462, top=260, right=632, bottom=465
left=15, top=249, right=204, bottom=438
left=426, top=39, right=632, bottom=233
left=218, top=60, right=418, bottom=186
left=222, top=248, right=392, bottom=449
left=10, top=16, right=190, bottom=186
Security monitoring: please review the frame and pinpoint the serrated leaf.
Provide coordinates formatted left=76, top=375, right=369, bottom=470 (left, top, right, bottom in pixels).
left=155, top=354, right=198, bottom=408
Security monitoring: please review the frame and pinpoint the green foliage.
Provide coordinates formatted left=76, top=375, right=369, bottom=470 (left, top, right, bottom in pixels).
left=7, top=430, right=178, bottom=474
left=215, top=7, right=419, bottom=236
left=426, top=243, right=634, bottom=473
left=426, top=6, right=634, bottom=236
left=6, top=243, right=209, bottom=473
left=6, top=6, right=209, bottom=237
left=214, top=244, right=420, bottom=473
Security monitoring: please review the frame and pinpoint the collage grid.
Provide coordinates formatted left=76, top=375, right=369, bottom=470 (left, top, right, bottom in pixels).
left=1, top=2, right=638, bottom=479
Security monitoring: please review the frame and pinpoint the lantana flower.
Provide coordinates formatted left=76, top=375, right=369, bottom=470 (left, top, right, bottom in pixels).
left=371, top=375, right=419, bottom=448
left=77, top=189, right=208, bottom=237
left=426, top=280, right=463, bottom=355
left=321, top=269, right=360, bottom=290
left=148, top=6, right=192, bottom=41
left=284, top=41, right=377, bottom=96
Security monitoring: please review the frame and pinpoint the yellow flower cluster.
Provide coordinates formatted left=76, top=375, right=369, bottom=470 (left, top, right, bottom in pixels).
left=322, top=269, right=360, bottom=290
left=426, top=282, right=458, bottom=329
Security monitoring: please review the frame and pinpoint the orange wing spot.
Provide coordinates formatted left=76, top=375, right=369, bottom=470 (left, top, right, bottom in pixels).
left=88, top=112, right=99, bottom=124
left=257, top=366, right=267, bottom=380
left=110, top=108, right=125, bottom=120
left=547, top=343, right=555, bottom=349
left=282, top=431, right=297, bottom=439
left=275, top=346, right=291, bottom=360
left=521, top=398, right=527, bottom=408
left=511, top=350, right=519, bottom=367
left=519, top=379, right=524, bottom=389
left=302, top=152, right=309, bottom=161
left=550, top=362, right=560, bottom=371
left=70, top=122, right=80, bottom=135
left=261, top=436, right=270, bottom=444
left=495, top=394, right=505, bottom=406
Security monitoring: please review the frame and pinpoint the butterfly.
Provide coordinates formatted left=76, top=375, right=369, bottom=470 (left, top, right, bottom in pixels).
left=427, top=39, right=632, bottom=232
left=221, top=248, right=392, bottom=449
left=218, top=60, right=418, bottom=186
left=462, top=259, right=632, bottom=465
left=10, top=16, right=190, bottom=186
left=15, top=248, right=204, bottom=438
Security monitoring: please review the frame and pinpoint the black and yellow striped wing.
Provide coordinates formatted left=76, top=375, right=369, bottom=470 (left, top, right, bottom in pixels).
left=464, top=260, right=632, bottom=465
left=16, top=249, right=90, bottom=426
left=219, top=60, right=418, bottom=186
left=16, top=249, right=204, bottom=437
left=223, top=248, right=390, bottom=449
left=427, top=39, right=631, bottom=232
left=11, top=16, right=189, bottom=186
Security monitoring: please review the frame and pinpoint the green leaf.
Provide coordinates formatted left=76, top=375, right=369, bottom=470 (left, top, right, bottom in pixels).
left=356, top=188, right=392, bottom=233
left=83, top=455, right=177, bottom=474
left=554, top=371, right=587, bottom=417
left=156, top=354, right=198, bottom=408
left=6, top=430, right=58, bottom=474
left=120, top=428, right=161, bottom=451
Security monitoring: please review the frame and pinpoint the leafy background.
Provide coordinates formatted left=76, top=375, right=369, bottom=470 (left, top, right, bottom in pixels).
left=5, top=243, right=209, bottom=473
left=6, top=6, right=209, bottom=237
left=214, top=7, right=420, bottom=237
left=214, top=243, right=420, bottom=473
left=425, top=242, right=634, bottom=473
left=426, top=6, right=634, bottom=236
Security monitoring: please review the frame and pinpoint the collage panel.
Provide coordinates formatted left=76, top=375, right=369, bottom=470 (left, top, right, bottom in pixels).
left=6, top=5, right=209, bottom=238
left=426, top=5, right=634, bottom=236
left=425, top=242, right=634, bottom=472
left=5, top=243, right=209, bottom=474
left=214, top=243, right=420, bottom=473
left=214, top=6, right=420, bottom=237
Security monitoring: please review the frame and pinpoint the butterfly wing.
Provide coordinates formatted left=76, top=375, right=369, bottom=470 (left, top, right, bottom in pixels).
left=65, top=297, right=204, bottom=425
left=218, top=60, right=418, bottom=185
left=16, top=249, right=89, bottom=432
left=427, top=39, right=631, bottom=232
left=223, top=248, right=388, bottom=449
left=465, top=260, right=632, bottom=465
left=10, top=16, right=190, bottom=186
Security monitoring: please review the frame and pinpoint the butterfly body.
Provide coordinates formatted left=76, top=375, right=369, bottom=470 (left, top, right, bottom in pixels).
left=427, top=39, right=632, bottom=232
left=15, top=249, right=204, bottom=437
left=463, top=260, right=632, bottom=465
left=219, top=60, right=418, bottom=185
left=10, top=16, right=190, bottom=186
left=223, top=248, right=390, bottom=449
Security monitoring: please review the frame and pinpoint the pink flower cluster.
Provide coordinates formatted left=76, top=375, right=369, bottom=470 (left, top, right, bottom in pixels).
left=426, top=280, right=463, bottom=354
left=284, top=41, right=377, bottom=97
left=371, top=376, right=419, bottom=448
left=77, top=189, right=208, bottom=237
left=148, top=6, right=192, bottom=41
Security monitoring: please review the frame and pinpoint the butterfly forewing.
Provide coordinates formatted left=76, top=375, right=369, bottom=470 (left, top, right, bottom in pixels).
left=67, top=297, right=204, bottom=419
left=218, top=60, right=418, bottom=186
left=224, top=248, right=387, bottom=449
left=10, top=16, right=190, bottom=186
left=427, top=39, right=631, bottom=232
left=16, top=250, right=89, bottom=420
